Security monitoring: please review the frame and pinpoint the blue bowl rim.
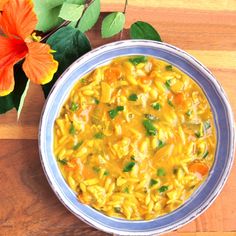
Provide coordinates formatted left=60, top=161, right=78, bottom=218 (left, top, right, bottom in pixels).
left=38, top=39, right=235, bottom=235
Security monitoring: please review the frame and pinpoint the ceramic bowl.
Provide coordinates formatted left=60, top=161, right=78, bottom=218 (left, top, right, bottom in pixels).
left=39, top=40, right=235, bottom=235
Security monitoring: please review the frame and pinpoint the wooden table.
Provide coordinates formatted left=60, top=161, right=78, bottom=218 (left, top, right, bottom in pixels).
left=1, top=1, right=236, bottom=235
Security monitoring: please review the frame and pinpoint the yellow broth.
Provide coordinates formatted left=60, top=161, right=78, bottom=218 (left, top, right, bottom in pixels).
left=54, top=56, right=216, bottom=220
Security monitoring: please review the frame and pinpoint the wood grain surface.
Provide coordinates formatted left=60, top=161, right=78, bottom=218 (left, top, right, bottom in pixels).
left=0, top=1, right=236, bottom=235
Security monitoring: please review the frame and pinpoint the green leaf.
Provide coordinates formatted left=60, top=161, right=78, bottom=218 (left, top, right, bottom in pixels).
left=143, top=119, right=157, bottom=136
left=130, top=21, right=162, bottom=41
left=43, top=26, right=91, bottom=97
left=123, top=162, right=135, bottom=172
left=59, top=2, right=84, bottom=21
left=0, top=63, right=29, bottom=117
left=101, top=12, right=125, bottom=38
left=0, top=95, right=14, bottom=114
left=33, top=0, right=64, bottom=10
left=34, top=1, right=63, bottom=32
left=104, top=170, right=109, bottom=176
left=129, top=56, right=147, bottom=66
left=78, top=0, right=100, bottom=33
left=16, top=80, right=30, bottom=120
left=66, top=0, right=85, bottom=4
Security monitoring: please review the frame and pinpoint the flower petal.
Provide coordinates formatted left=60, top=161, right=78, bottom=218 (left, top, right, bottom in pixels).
left=0, top=0, right=37, bottom=39
left=0, top=36, right=28, bottom=67
left=23, top=42, right=58, bottom=85
left=0, top=36, right=27, bottom=96
left=0, top=0, right=9, bottom=11
left=0, top=64, right=14, bottom=96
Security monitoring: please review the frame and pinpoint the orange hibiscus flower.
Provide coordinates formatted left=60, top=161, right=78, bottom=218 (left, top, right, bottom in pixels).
left=0, top=0, right=58, bottom=96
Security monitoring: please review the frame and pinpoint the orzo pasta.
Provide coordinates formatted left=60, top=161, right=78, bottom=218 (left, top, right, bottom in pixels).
left=54, top=56, right=216, bottom=220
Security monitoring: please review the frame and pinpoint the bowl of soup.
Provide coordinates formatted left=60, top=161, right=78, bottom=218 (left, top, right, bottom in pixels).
left=39, top=40, right=235, bottom=235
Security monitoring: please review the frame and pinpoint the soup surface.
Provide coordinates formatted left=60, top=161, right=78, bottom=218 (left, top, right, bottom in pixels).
left=54, top=56, right=216, bottom=220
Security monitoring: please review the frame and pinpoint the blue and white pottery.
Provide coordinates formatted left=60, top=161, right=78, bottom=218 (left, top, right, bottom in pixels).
left=39, top=40, right=235, bottom=235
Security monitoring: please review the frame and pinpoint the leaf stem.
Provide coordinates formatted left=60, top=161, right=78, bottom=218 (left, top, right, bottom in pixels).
left=124, top=0, right=128, bottom=14
left=120, top=0, right=128, bottom=40
left=40, top=21, right=70, bottom=43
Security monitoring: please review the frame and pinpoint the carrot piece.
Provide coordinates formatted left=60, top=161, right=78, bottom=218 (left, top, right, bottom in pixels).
left=188, top=162, right=209, bottom=176
left=140, top=76, right=152, bottom=84
left=175, top=93, right=184, bottom=105
left=104, top=67, right=121, bottom=83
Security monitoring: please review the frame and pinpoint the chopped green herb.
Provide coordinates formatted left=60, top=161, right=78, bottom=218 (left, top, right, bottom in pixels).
left=94, top=98, right=100, bottom=104
left=195, top=131, right=202, bottom=138
left=108, top=106, right=124, bottom=119
left=104, top=170, right=110, bottom=176
left=94, top=132, right=104, bottom=139
left=129, top=56, right=147, bottom=66
left=157, top=140, right=165, bottom=149
left=93, top=166, right=100, bottom=173
left=152, top=103, right=161, bottom=110
left=186, top=110, right=192, bottom=117
left=69, top=123, right=76, bottom=135
left=158, top=185, right=168, bottom=193
left=157, top=168, right=166, bottom=176
left=117, top=106, right=124, bottom=111
left=73, top=141, right=83, bottom=150
left=80, top=78, right=86, bottom=83
left=173, top=167, right=178, bottom=175
left=58, top=159, right=68, bottom=165
left=167, top=99, right=174, bottom=107
left=150, top=179, right=158, bottom=187
left=70, top=102, right=79, bottom=112
left=131, top=155, right=135, bottom=161
left=165, top=79, right=172, bottom=90
left=204, top=121, right=211, bottom=130
left=202, top=151, right=209, bottom=159
left=189, top=185, right=196, bottom=190
left=124, top=187, right=129, bottom=193
left=143, top=119, right=157, bottom=136
left=144, top=113, right=157, bottom=121
left=128, top=93, right=138, bottom=101
left=114, top=207, right=121, bottom=213
left=108, top=109, right=118, bottom=119
left=123, top=161, right=135, bottom=172
left=165, top=65, right=173, bottom=71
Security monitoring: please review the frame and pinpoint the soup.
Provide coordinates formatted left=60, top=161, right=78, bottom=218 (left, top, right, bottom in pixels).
left=54, top=56, right=216, bottom=220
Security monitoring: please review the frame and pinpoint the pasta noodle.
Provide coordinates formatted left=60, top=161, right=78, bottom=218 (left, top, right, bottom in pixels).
left=54, top=56, right=216, bottom=220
